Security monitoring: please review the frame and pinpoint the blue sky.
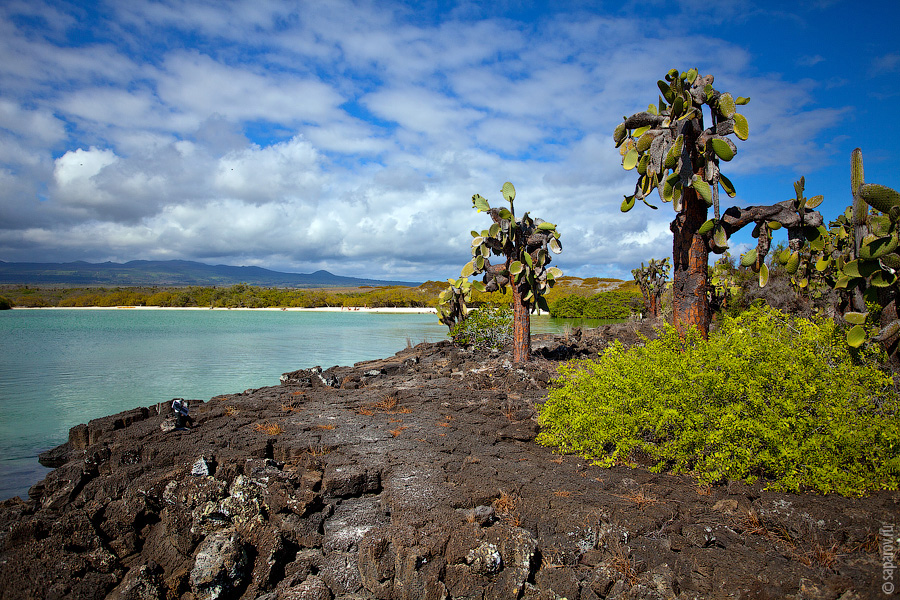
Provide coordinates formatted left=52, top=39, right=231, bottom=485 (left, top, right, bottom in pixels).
left=0, top=0, right=898, bottom=282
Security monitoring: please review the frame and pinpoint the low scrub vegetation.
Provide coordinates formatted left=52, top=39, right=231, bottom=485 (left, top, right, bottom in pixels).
left=549, top=290, right=641, bottom=319
left=537, top=304, right=900, bottom=496
left=1, top=277, right=632, bottom=309
left=450, top=304, right=513, bottom=350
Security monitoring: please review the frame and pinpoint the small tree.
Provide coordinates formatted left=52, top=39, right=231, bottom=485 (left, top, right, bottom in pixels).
left=614, top=68, right=824, bottom=337
left=631, top=257, right=669, bottom=318
left=440, top=182, right=563, bottom=363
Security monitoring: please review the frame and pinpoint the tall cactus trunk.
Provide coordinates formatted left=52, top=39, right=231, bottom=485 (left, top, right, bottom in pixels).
left=671, top=186, right=710, bottom=338
left=511, top=283, right=531, bottom=363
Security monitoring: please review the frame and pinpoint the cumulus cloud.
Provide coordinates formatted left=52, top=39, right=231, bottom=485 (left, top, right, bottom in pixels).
left=0, top=0, right=890, bottom=281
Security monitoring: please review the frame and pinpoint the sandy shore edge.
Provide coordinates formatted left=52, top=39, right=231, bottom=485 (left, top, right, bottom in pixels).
left=12, top=305, right=438, bottom=313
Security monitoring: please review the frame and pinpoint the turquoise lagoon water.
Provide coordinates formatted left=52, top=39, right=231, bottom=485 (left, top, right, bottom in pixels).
left=0, top=308, right=595, bottom=501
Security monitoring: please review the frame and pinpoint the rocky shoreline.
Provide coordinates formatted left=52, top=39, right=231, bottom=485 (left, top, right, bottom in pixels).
left=0, top=323, right=896, bottom=600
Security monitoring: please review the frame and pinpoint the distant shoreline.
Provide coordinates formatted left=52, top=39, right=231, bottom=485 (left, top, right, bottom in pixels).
left=12, top=305, right=438, bottom=313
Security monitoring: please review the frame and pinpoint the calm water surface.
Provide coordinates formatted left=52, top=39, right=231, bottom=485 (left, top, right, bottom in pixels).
left=0, top=308, right=595, bottom=500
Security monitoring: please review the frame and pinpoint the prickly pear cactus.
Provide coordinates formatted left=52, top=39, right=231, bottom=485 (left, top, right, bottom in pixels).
left=820, top=149, right=900, bottom=349
left=438, top=276, right=473, bottom=331
left=631, top=257, right=670, bottom=318
left=613, top=69, right=824, bottom=338
left=451, top=181, right=562, bottom=362
left=748, top=177, right=829, bottom=292
left=614, top=68, right=749, bottom=244
left=464, top=182, right=562, bottom=311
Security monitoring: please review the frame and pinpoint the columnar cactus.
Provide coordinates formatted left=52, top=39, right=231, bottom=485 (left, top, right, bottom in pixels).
left=615, top=69, right=823, bottom=337
left=631, top=257, right=670, bottom=318
left=440, top=182, right=562, bottom=363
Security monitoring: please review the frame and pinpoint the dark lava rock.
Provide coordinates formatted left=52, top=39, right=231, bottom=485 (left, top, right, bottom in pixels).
left=1, top=321, right=896, bottom=600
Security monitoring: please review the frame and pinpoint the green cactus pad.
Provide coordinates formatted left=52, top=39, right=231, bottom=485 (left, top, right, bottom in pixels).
left=740, top=249, right=758, bottom=267
left=461, top=261, right=475, bottom=277
left=844, top=312, right=868, bottom=325
left=717, top=93, right=736, bottom=118
left=759, top=263, right=769, bottom=287
left=786, top=251, right=800, bottom=274
left=805, top=194, right=824, bottom=209
left=502, top=182, right=516, bottom=203
left=735, top=96, right=750, bottom=105
left=636, top=132, right=654, bottom=153
left=846, top=325, right=866, bottom=348
left=860, top=235, right=899, bottom=260
left=713, top=224, right=728, bottom=249
left=473, top=195, right=490, bottom=212
left=815, top=255, right=832, bottom=272
left=733, top=113, right=749, bottom=140
left=767, top=221, right=782, bottom=230
left=698, top=218, right=717, bottom=235
left=842, top=259, right=880, bottom=279
left=881, top=253, right=900, bottom=270
left=710, top=138, right=735, bottom=161
left=613, top=122, right=627, bottom=147
left=623, top=148, right=639, bottom=170
left=692, top=178, right=713, bottom=205
left=718, top=173, right=736, bottom=197
left=871, top=270, right=897, bottom=287
left=860, top=184, right=900, bottom=212
left=621, top=195, right=636, bottom=212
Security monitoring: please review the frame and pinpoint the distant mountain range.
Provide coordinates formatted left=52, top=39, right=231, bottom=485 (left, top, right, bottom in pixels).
left=0, top=260, right=420, bottom=288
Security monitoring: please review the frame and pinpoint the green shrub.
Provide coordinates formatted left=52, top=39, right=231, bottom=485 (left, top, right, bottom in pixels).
left=549, top=290, right=641, bottom=319
left=537, top=304, right=900, bottom=496
left=0, top=296, right=12, bottom=310
left=450, top=304, right=513, bottom=351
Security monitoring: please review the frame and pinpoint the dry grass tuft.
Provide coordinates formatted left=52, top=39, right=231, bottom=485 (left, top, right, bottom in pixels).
left=492, top=489, right=523, bottom=525
left=305, top=444, right=331, bottom=456
left=553, top=490, right=572, bottom=498
left=610, top=554, right=640, bottom=586
left=695, top=483, right=713, bottom=496
left=357, top=393, right=411, bottom=415
left=224, top=406, right=239, bottom=417
left=389, top=426, right=408, bottom=437
left=315, top=423, right=336, bottom=430
left=617, top=489, right=658, bottom=509
left=254, top=422, right=283, bottom=436
left=374, top=394, right=398, bottom=411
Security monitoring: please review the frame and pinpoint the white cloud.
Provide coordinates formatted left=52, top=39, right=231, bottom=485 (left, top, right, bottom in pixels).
left=53, top=147, right=119, bottom=206
left=0, top=0, right=888, bottom=281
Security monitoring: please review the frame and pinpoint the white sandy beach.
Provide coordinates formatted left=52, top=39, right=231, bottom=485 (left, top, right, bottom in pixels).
left=14, top=305, right=438, bottom=313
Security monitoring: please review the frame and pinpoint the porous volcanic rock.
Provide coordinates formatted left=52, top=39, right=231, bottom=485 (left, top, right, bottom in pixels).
left=1, top=321, right=896, bottom=600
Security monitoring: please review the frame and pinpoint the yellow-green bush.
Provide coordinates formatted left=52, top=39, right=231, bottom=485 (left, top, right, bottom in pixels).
left=537, top=304, right=900, bottom=496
